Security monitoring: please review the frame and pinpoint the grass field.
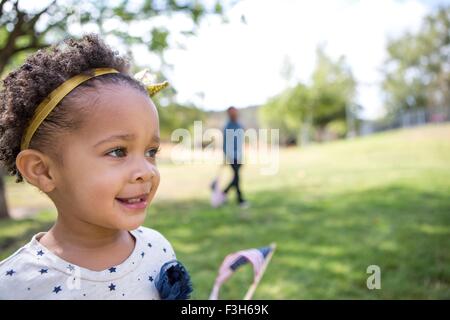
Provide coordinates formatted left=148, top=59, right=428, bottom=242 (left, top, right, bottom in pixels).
left=1, top=124, right=449, bottom=299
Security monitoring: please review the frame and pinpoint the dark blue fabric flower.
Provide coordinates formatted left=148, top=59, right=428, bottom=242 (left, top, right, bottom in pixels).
left=155, top=260, right=193, bottom=300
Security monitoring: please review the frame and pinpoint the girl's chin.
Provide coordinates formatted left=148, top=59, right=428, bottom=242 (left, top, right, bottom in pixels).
left=115, top=212, right=147, bottom=231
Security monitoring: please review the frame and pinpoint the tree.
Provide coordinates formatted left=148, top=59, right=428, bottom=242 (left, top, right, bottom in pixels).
left=259, top=46, right=356, bottom=144
left=0, top=167, right=8, bottom=219
left=382, top=6, right=450, bottom=115
left=309, top=46, right=356, bottom=136
left=259, top=84, right=310, bottom=145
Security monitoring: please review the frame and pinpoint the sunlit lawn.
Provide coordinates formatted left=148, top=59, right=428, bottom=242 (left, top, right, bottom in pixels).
left=1, top=124, right=449, bottom=299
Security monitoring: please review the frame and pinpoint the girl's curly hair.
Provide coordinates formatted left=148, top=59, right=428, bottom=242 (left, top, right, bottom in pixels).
left=0, top=33, right=147, bottom=183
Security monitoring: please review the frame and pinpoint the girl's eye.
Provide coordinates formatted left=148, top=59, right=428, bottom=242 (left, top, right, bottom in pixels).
left=107, top=147, right=127, bottom=158
left=146, top=147, right=160, bottom=158
left=106, top=147, right=160, bottom=158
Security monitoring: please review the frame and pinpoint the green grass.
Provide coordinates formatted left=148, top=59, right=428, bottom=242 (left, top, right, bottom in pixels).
left=1, top=123, right=450, bottom=299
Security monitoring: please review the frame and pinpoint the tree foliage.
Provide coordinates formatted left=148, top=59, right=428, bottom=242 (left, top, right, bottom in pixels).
left=260, top=46, right=356, bottom=144
left=0, top=0, right=225, bottom=75
left=382, top=6, right=450, bottom=114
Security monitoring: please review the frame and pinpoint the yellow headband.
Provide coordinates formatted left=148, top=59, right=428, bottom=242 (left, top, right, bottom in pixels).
left=20, top=67, right=169, bottom=150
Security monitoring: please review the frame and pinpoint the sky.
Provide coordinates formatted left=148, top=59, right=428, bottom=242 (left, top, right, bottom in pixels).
left=154, top=0, right=449, bottom=119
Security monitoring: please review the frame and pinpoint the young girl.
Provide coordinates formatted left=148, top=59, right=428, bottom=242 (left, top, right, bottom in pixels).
left=0, top=34, right=191, bottom=299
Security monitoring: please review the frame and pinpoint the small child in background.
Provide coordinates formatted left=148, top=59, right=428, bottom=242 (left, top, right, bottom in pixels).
left=0, top=34, right=191, bottom=299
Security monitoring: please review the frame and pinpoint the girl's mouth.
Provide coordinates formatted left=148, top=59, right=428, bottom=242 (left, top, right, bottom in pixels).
left=115, top=195, right=149, bottom=210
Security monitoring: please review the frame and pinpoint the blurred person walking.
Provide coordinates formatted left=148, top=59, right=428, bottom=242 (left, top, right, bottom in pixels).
left=220, top=106, right=249, bottom=208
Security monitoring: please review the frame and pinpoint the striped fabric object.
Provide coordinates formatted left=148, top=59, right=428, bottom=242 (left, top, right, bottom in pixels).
left=209, top=246, right=273, bottom=300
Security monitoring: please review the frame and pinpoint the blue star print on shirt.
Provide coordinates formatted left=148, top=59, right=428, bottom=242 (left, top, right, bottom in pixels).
left=39, top=268, right=48, bottom=274
left=141, top=252, right=145, bottom=258
left=37, top=250, right=44, bottom=256
left=53, top=286, right=62, bottom=294
left=6, top=269, right=15, bottom=276
left=108, top=283, right=116, bottom=291
left=108, top=267, right=116, bottom=273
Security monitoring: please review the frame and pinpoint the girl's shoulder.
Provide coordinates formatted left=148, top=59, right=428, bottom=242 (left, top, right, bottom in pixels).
left=0, top=236, right=36, bottom=271
left=0, top=236, right=43, bottom=298
left=132, top=226, right=176, bottom=257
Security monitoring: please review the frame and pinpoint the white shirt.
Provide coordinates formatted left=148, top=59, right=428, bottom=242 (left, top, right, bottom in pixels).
left=0, top=226, right=176, bottom=300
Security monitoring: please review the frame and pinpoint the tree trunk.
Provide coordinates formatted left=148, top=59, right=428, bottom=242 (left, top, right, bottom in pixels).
left=0, top=170, right=10, bottom=219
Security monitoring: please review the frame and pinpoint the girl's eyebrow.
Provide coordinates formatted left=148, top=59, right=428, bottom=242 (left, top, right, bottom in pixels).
left=94, top=133, right=160, bottom=147
left=94, top=134, right=135, bottom=147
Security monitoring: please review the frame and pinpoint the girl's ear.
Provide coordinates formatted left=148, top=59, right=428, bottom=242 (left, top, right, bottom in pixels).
left=16, top=149, right=56, bottom=193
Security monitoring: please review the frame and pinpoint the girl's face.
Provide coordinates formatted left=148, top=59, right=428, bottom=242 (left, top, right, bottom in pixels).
left=48, top=84, right=161, bottom=231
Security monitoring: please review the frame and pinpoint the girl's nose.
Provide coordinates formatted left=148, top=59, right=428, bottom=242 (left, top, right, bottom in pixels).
left=131, top=159, right=158, bottom=182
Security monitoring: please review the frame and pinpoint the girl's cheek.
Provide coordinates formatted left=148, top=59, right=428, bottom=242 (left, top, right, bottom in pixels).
left=151, top=172, right=161, bottom=192
left=88, top=173, right=121, bottom=198
left=155, top=169, right=161, bottom=184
